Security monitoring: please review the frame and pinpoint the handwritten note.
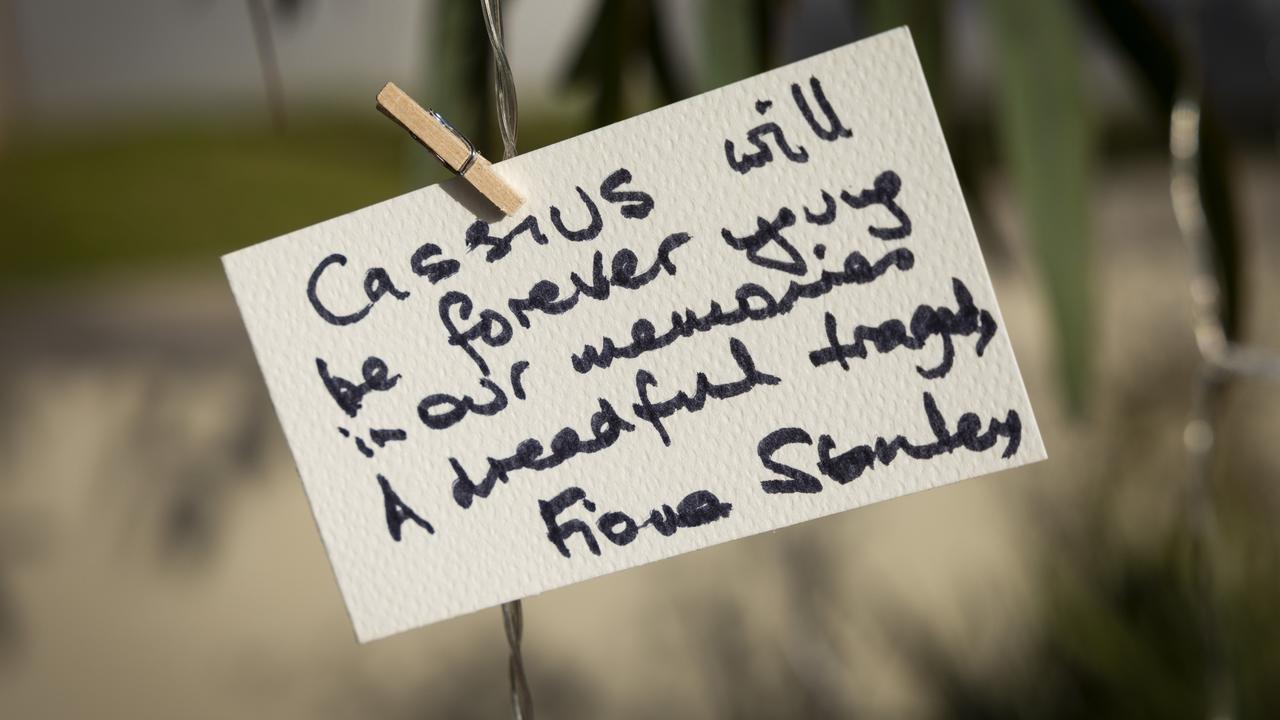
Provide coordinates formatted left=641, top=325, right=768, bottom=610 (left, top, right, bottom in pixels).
left=224, top=29, right=1046, bottom=642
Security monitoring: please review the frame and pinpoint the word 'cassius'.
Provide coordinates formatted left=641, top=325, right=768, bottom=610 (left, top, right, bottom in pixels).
left=304, top=167, right=656, bottom=327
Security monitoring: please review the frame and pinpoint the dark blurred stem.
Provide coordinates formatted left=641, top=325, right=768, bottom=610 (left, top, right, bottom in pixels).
left=0, top=0, right=22, bottom=147
left=246, top=0, right=286, bottom=131
left=1082, top=0, right=1242, bottom=340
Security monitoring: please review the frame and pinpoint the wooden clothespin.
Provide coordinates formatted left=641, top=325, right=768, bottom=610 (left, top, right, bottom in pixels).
left=376, top=82, right=524, bottom=215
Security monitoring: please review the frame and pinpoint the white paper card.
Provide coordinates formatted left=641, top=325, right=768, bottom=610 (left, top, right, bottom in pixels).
left=224, top=29, right=1046, bottom=642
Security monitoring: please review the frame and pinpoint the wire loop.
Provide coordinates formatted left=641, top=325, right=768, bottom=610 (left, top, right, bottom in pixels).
left=425, top=108, right=477, bottom=175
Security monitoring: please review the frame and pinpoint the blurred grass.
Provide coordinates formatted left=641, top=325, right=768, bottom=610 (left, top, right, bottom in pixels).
left=0, top=119, right=404, bottom=282
left=988, top=0, right=1095, bottom=415
left=0, top=113, right=580, bottom=284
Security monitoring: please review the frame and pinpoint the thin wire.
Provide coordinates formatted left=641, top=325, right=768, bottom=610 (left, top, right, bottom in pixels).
left=1169, top=2, right=1280, bottom=719
left=479, top=3, right=532, bottom=719
left=501, top=600, right=533, bottom=720
left=480, top=0, right=519, bottom=161
left=1171, top=95, right=1280, bottom=380
left=424, top=108, right=478, bottom=175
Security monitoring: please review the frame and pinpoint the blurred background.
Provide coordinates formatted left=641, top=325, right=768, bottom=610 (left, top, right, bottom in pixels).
left=2, top=0, right=1279, bottom=717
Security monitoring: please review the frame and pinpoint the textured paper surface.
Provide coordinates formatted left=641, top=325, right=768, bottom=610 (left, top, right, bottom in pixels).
left=224, top=29, right=1045, bottom=643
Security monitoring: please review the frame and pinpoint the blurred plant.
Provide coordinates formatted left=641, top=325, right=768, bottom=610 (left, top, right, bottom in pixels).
left=562, top=0, right=686, bottom=128
left=6, top=0, right=1252, bottom=421
left=689, top=535, right=862, bottom=719
left=1084, top=0, right=1244, bottom=340
left=678, top=357, right=1280, bottom=719
left=101, top=357, right=277, bottom=564
left=570, top=0, right=1098, bottom=414
left=242, top=0, right=314, bottom=130
left=868, top=0, right=1098, bottom=415
left=0, top=506, right=43, bottom=664
left=0, top=1, right=1271, bottom=713
left=700, top=0, right=787, bottom=89
left=421, top=0, right=499, bottom=179
left=514, top=4, right=1265, bottom=717
left=246, top=0, right=287, bottom=130
left=334, top=648, right=596, bottom=720
left=986, top=0, right=1095, bottom=415
left=859, top=0, right=1012, bottom=306
left=887, top=539, right=1213, bottom=718
left=889, top=390, right=1280, bottom=719
left=0, top=0, right=21, bottom=147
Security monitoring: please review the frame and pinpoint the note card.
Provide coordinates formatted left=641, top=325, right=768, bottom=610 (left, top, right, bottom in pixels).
left=224, top=29, right=1046, bottom=642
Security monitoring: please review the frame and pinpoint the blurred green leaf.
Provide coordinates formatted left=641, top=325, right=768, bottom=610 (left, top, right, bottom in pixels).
left=860, top=0, right=944, bottom=113
left=699, top=0, right=778, bottom=90
left=860, top=0, right=1012, bottom=267
left=564, top=0, right=683, bottom=128
left=565, top=0, right=626, bottom=127
left=1082, top=0, right=1244, bottom=340
left=645, top=1, right=682, bottom=104
left=987, top=0, right=1095, bottom=415
left=0, top=111, right=592, bottom=283
left=0, top=121, right=404, bottom=282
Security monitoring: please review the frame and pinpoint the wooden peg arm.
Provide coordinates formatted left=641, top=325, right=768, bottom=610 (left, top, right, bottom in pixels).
left=377, top=82, right=525, bottom=215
